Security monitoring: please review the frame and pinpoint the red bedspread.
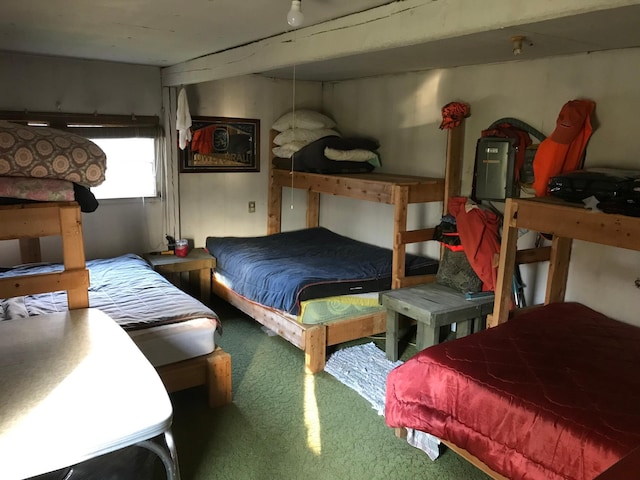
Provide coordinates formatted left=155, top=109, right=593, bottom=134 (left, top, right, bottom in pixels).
left=385, top=302, right=640, bottom=480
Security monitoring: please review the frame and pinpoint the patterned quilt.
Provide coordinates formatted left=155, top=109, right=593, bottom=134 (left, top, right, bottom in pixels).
left=0, top=120, right=106, bottom=187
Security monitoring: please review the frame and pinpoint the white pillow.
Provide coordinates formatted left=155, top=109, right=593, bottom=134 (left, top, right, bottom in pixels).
left=272, top=143, right=303, bottom=158
left=273, top=128, right=340, bottom=146
left=324, top=147, right=379, bottom=162
left=272, top=110, right=336, bottom=132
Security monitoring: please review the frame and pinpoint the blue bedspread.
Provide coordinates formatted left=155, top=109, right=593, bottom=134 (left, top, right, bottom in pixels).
left=206, top=227, right=438, bottom=315
left=0, top=254, right=219, bottom=331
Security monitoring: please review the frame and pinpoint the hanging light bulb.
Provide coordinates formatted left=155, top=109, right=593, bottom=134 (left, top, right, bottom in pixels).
left=287, top=0, right=304, bottom=28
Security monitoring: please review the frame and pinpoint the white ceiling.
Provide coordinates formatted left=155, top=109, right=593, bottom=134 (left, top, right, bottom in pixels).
left=261, top=3, right=640, bottom=81
left=3, top=1, right=640, bottom=83
left=0, top=0, right=395, bottom=67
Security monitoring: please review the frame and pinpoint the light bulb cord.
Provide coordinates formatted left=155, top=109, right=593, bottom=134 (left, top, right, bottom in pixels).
left=290, top=32, right=297, bottom=210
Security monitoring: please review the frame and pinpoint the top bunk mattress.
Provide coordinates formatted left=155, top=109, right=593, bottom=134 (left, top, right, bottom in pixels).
left=385, top=302, right=640, bottom=480
left=206, top=227, right=438, bottom=315
left=0, top=120, right=106, bottom=187
left=0, top=254, right=219, bottom=331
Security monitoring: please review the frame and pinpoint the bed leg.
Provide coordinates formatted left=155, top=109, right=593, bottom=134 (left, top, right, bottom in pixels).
left=394, top=427, right=407, bottom=439
left=207, top=347, right=232, bottom=407
left=304, top=325, right=327, bottom=374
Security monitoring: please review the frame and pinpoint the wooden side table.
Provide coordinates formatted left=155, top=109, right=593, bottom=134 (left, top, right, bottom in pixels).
left=144, top=248, right=215, bottom=304
left=379, top=283, right=494, bottom=361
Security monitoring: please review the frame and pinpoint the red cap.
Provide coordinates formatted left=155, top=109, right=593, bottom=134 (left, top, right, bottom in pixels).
left=439, top=102, right=470, bottom=130
left=549, top=99, right=595, bottom=144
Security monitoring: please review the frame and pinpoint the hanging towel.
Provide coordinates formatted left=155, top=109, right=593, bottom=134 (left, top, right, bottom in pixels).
left=176, top=88, right=192, bottom=150
left=532, top=99, right=596, bottom=196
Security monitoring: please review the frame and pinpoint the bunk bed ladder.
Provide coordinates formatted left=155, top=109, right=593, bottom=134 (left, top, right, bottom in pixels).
left=0, top=202, right=89, bottom=309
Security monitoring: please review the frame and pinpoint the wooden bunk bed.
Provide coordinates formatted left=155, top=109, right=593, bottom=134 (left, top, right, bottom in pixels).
left=0, top=201, right=186, bottom=480
left=210, top=124, right=464, bottom=373
left=491, top=196, right=640, bottom=326
left=0, top=202, right=232, bottom=408
left=385, top=197, right=640, bottom=480
left=0, top=119, right=231, bottom=407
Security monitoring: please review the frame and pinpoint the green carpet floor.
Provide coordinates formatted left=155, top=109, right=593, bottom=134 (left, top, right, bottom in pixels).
left=166, top=298, right=490, bottom=480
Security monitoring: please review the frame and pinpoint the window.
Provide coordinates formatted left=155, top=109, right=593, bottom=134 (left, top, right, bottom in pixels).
left=89, top=137, right=157, bottom=200
left=0, top=111, right=162, bottom=200
left=60, top=123, right=163, bottom=201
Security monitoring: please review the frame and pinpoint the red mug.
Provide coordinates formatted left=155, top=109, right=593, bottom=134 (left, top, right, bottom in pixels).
left=175, top=239, right=188, bottom=257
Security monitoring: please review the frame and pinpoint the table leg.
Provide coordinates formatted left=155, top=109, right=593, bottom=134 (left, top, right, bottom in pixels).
left=199, top=267, right=211, bottom=303
left=473, top=316, right=487, bottom=333
left=188, top=268, right=211, bottom=304
left=386, top=310, right=400, bottom=361
left=456, top=319, right=472, bottom=338
left=139, top=430, right=181, bottom=480
left=416, top=322, right=438, bottom=351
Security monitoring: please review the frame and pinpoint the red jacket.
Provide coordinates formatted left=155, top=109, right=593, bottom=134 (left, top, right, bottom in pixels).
left=448, top=197, right=501, bottom=292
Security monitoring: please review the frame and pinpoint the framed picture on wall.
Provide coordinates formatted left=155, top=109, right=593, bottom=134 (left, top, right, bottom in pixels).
left=179, top=116, right=260, bottom=173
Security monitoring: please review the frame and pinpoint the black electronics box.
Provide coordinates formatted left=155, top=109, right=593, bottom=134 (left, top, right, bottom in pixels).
left=474, top=137, right=518, bottom=201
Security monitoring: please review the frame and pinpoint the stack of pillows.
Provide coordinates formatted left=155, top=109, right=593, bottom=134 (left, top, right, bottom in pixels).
left=271, top=109, right=381, bottom=174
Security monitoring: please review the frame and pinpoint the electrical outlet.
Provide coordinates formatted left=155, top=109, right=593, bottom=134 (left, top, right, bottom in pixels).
left=248, top=201, right=256, bottom=213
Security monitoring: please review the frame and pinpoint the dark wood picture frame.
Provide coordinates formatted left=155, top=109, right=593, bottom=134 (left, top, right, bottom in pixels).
left=179, top=116, right=260, bottom=173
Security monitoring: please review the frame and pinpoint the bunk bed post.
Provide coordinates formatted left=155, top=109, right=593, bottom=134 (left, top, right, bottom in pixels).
left=307, top=191, right=320, bottom=228
left=490, top=198, right=519, bottom=327
left=267, top=178, right=282, bottom=234
left=443, top=120, right=465, bottom=216
left=59, top=204, right=90, bottom=309
left=304, top=324, right=328, bottom=374
left=267, top=129, right=282, bottom=234
left=545, top=235, right=573, bottom=304
left=391, top=185, right=409, bottom=289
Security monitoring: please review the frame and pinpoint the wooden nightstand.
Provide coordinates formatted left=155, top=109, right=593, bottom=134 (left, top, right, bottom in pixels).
left=143, top=248, right=215, bottom=304
left=380, top=283, right=494, bottom=361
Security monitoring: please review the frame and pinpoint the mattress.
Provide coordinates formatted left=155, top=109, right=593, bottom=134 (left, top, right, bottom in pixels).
left=298, top=292, right=384, bottom=325
left=128, top=317, right=216, bottom=367
left=385, top=302, right=640, bottom=480
left=0, top=254, right=219, bottom=366
left=206, top=227, right=438, bottom=315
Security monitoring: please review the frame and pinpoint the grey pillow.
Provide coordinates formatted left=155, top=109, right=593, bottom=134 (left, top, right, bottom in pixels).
left=436, top=248, right=483, bottom=294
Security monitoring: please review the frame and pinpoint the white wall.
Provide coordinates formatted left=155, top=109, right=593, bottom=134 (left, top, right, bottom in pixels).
left=0, top=52, right=165, bottom=263
left=178, top=75, right=323, bottom=246
left=321, top=48, right=640, bottom=325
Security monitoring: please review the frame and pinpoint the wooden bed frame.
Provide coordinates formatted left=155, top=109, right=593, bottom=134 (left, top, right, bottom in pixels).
left=429, top=196, right=640, bottom=479
left=0, top=202, right=232, bottom=408
left=211, top=124, right=465, bottom=373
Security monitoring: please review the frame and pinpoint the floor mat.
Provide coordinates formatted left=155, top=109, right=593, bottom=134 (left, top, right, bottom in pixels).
left=324, top=341, right=441, bottom=460
left=324, top=342, right=402, bottom=416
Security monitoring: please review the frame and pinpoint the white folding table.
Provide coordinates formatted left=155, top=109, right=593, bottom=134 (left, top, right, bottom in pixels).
left=0, top=308, right=180, bottom=480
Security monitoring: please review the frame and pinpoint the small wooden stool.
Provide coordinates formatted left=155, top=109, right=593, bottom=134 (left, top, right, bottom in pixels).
left=379, top=283, right=494, bottom=361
